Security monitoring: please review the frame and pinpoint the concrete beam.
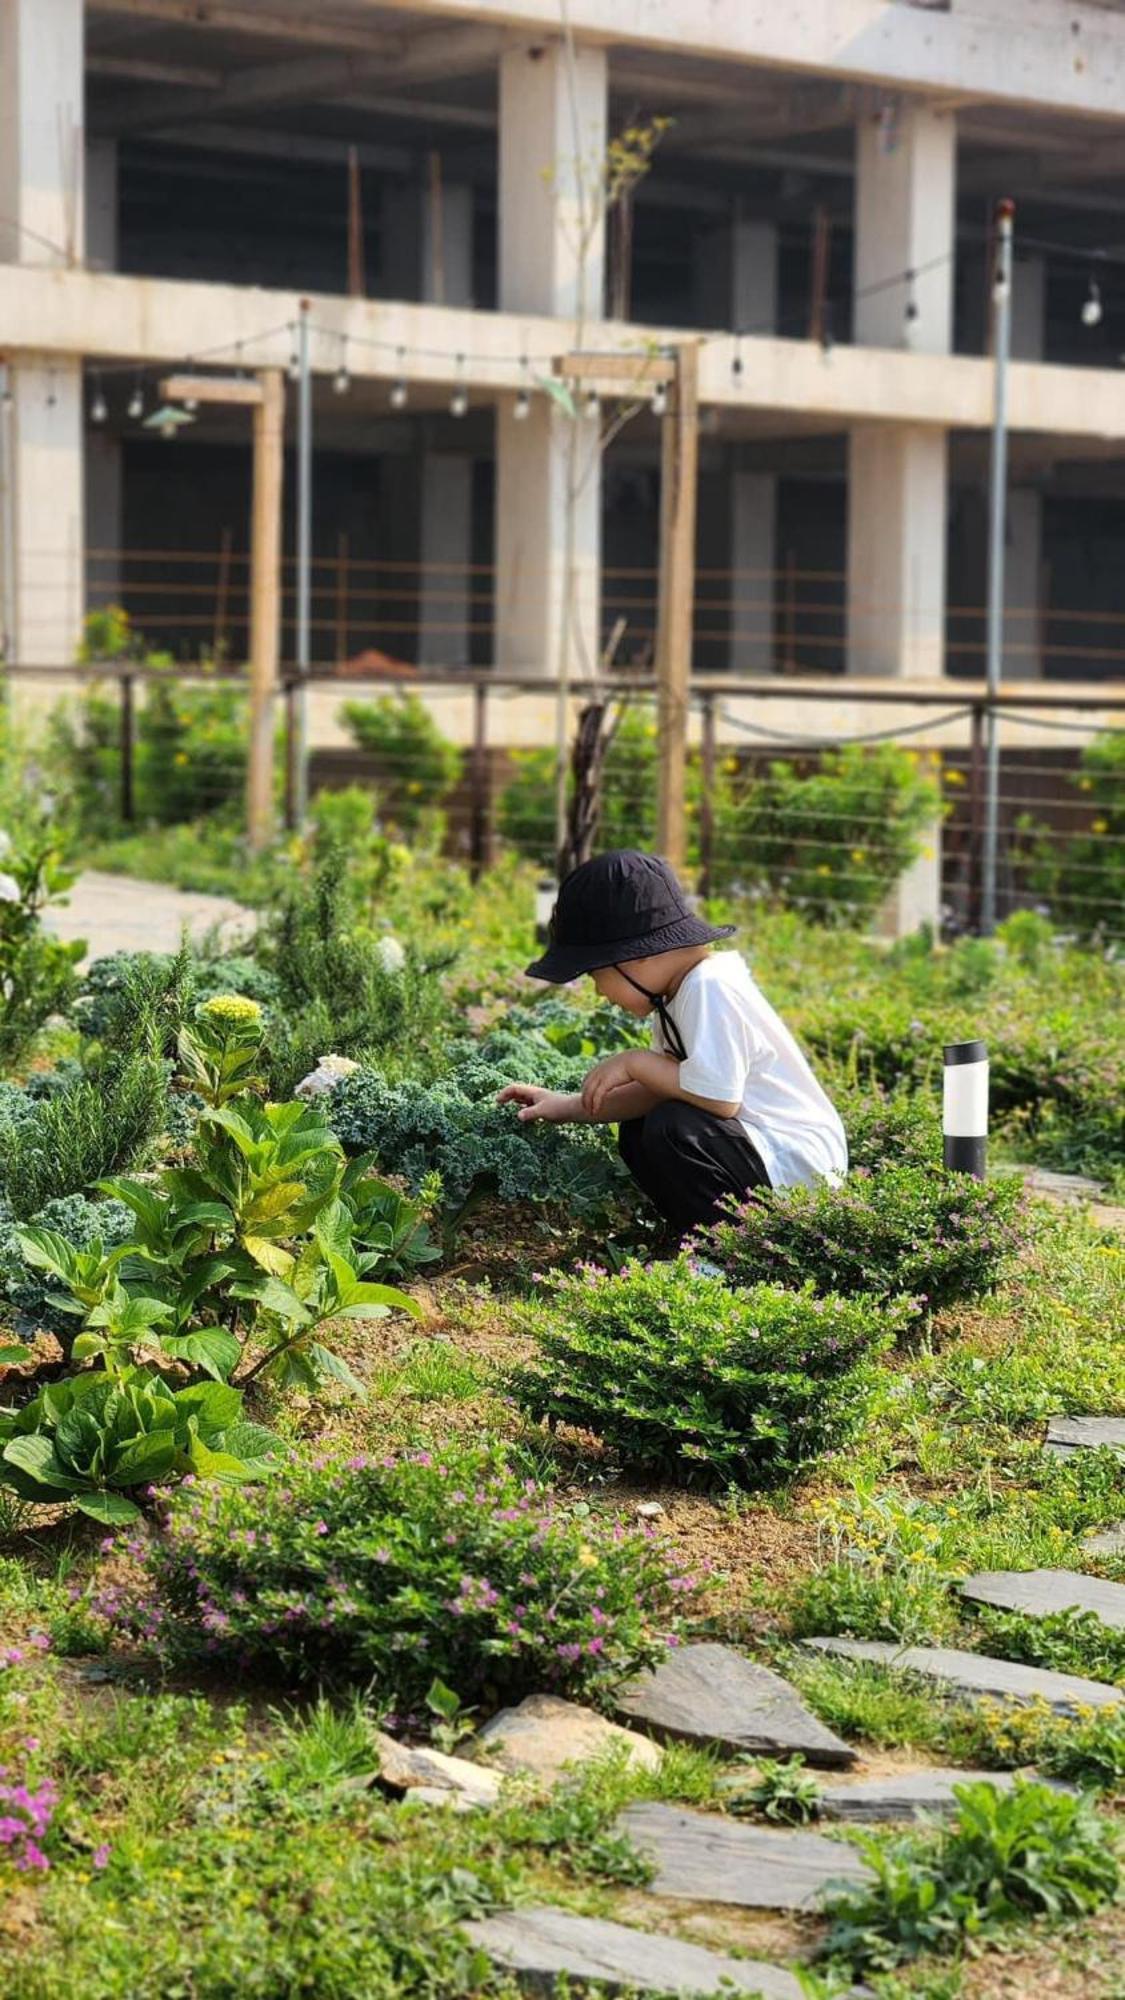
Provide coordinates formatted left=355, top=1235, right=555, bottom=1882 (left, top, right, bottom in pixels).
left=88, top=0, right=403, bottom=54
left=380, top=0, right=1125, bottom=122
left=6, top=265, right=1125, bottom=441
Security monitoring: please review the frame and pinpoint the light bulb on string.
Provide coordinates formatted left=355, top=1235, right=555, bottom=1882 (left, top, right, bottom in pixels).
left=513, top=387, right=531, bottom=420
left=287, top=338, right=301, bottom=383
left=127, top=375, right=144, bottom=421
left=731, top=339, right=744, bottom=386
left=333, top=335, right=351, bottom=394
left=450, top=356, right=468, bottom=418
left=650, top=381, right=668, bottom=418
left=904, top=271, right=919, bottom=325
left=182, top=363, right=198, bottom=413
left=90, top=375, right=108, bottom=424
left=583, top=387, right=600, bottom=422
left=389, top=347, right=408, bottom=409
left=1082, top=275, right=1103, bottom=328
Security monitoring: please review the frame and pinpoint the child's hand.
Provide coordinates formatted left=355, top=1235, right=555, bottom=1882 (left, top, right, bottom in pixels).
left=496, top=1083, right=579, bottom=1124
left=580, top=1053, right=636, bottom=1118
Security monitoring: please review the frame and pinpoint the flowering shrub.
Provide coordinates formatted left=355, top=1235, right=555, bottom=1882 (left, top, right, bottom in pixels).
left=702, top=1167, right=1030, bottom=1316
left=1017, top=729, right=1125, bottom=944
left=832, top=1081, right=941, bottom=1173
left=510, top=1261, right=904, bottom=1487
left=0, top=1763, right=56, bottom=1874
left=121, top=1442, right=694, bottom=1704
left=0, top=817, right=84, bottom=1070
left=339, top=693, right=461, bottom=839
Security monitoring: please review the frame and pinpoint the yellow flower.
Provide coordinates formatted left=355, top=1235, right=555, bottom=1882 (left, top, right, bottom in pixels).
left=576, top=1544, right=597, bottom=1569
left=723, top=756, right=740, bottom=775
left=200, top=993, right=262, bottom=1025
left=815, top=864, right=832, bottom=877
left=1092, top=818, right=1109, bottom=835
left=174, top=751, right=189, bottom=766
left=944, top=768, right=966, bottom=787
left=850, top=849, right=866, bottom=864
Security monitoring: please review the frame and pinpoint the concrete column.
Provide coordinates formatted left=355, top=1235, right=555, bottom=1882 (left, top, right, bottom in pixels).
left=847, top=425, right=948, bottom=680
left=853, top=102, right=954, bottom=355
left=694, top=212, right=778, bottom=335
left=495, top=40, right=606, bottom=676
left=85, top=137, right=118, bottom=272
left=0, top=0, right=85, bottom=675
left=418, top=454, right=473, bottom=669
left=729, top=467, right=776, bottom=673
left=422, top=179, right=474, bottom=308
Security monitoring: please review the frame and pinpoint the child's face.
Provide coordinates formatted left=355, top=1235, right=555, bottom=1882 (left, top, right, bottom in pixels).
left=590, top=964, right=652, bottom=1017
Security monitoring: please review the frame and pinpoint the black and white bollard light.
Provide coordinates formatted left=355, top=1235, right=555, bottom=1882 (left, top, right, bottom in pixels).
left=943, top=1039, right=989, bottom=1179
left=534, top=879, right=556, bottom=949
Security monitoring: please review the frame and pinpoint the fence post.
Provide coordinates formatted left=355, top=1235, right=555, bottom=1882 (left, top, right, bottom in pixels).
left=469, top=679, right=489, bottom=881
left=656, top=342, right=700, bottom=869
left=699, top=688, right=716, bottom=900
left=119, top=671, right=135, bottom=823
left=968, top=699, right=986, bottom=933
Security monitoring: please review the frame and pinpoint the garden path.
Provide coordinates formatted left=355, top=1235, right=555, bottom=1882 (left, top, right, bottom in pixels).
left=43, top=870, right=254, bottom=965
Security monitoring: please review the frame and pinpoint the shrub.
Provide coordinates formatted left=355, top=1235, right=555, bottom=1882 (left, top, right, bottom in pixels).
left=257, top=845, right=451, bottom=1097
left=498, top=709, right=700, bottom=871
left=1017, top=730, right=1125, bottom=944
left=0, top=1053, right=169, bottom=1218
left=328, top=1052, right=627, bottom=1225
left=702, top=1166, right=1030, bottom=1315
left=119, top=1440, right=694, bottom=1702
left=821, top=1779, right=1119, bottom=1973
left=510, top=1260, right=903, bottom=1487
left=0, top=1193, right=133, bottom=1333
left=75, top=949, right=280, bottom=1050
left=712, top=743, right=940, bottom=923
left=338, top=693, right=461, bottom=838
left=832, top=1082, right=941, bottom=1173
left=0, top=817, right=84, bottom=1070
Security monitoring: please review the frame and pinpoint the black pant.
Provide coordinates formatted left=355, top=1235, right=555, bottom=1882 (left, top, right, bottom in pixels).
left=617, top=1099, right=770, bottom=1237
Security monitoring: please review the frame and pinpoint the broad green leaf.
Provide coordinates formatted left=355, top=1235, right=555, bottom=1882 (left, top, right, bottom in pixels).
left=243, top=1181, right=308, bottom=1226
left=3, top=1433, right=85, bottom=1492
left=229, top=1273, right=311, bottom=1324
left=0, top=1344, right=34, bottom=1367
left=307, top=1342, right=367, bottom=1399
left=159, top=1327, right=240, bottom=1383
left=112, top=1431, right=178, bottom=1484
left=173, top=1381, right=243, bottom=1433
left=242, top=1235, right=295, bottom=1278
left=74, top=1490, right=142, bottom=1525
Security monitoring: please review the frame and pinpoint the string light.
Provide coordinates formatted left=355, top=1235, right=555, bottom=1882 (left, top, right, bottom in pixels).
left=450, top=354, right=468, bottom=417
left=513, top=386, right=531, bottom=420
left=1082, top=274, right=1103, bottom=327
left=731, top=339, right=744, bottom=385
left=127, top=372, right=144, bottom=420
left=904, top=269, right=919, bottom=325
left=583, top=387, right=600, bottom=421
left=389, top=346, right=408, bottom=409
left=90, top=374, right=107, bottom=424
left=287, top=337, right=301, bottom=382
left=650, top=381, right=667, bottom=417
left=333, top=336, right=351, bottom=394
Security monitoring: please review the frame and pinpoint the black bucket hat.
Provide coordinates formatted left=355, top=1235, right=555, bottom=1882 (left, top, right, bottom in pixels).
left=526, top=850, right=735, bottom=984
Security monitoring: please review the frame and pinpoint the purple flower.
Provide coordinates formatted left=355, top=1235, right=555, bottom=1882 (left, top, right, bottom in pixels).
left=92, top=1843, right=110, bottom=1870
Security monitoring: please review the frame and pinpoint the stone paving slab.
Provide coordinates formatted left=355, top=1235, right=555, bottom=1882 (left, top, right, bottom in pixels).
left=466, top=1907, right=806, bottom=1997
left=474, top=1694, right=661, bottom=1784
left=1045, top=1417, right=1125, bottom=1460
left=616, top=1802, right=870, bottom=1912
left=804, top=1637, right=1123, bottom=1712
left=815, top=1768, right=1059, bottom=1821
left=1083, top=1522, right=1125, bottom=1559
left=616, top=1643, right=855, bottom=1768
left=962, top=1567, right=1125, bottom=1629
left=43, top=869, right=253, bottom=966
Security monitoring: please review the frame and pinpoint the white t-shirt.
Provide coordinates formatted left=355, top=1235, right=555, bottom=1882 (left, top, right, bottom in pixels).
left=653, top=951, right=847, bottom=1190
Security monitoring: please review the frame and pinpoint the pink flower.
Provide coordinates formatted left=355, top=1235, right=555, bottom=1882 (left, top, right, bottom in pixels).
left=92, top=1843, right=110, bottom=1870
left=313, top=1521, right=329, bottom=1536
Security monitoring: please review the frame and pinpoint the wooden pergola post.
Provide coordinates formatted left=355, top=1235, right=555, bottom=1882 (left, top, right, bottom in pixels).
left=655, top=342, right=699, bottom=870
left=161, top=366, right=285, bottom=852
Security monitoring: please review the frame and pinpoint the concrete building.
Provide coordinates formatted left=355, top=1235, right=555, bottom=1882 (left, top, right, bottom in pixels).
left=2, top=0, right=1125, bottom=921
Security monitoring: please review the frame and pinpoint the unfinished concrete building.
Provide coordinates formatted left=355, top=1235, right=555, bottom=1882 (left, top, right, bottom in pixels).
left=2, top=0, right=1125, bottom=922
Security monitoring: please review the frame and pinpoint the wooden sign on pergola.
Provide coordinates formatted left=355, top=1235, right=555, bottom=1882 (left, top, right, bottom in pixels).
left=161, top=369, right=284, bottom=853
left=554, top=343, right=700, bottom=871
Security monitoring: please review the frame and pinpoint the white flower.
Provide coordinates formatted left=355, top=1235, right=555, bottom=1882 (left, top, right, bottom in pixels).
left=294, top=1053, right=361, bottom=1100
left=0, top=873, right=21, bottom=904
left=374, top=936, right=406, bottom=974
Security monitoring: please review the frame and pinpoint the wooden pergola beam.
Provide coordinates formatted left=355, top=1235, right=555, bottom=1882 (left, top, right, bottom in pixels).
left=160, top=372, right=265, bottom=407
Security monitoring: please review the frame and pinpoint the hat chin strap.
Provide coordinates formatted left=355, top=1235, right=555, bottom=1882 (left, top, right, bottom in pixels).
left=614, top=965, right=688, bottom=1064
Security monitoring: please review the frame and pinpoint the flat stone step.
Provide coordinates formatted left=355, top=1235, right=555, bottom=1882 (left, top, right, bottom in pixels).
left=473, top=1693, right=661, bottom=1785
left=1046, top=1416, right=1125, bottom=1460
left=816, top=1768, right=1065, bottom=1822
left=616, top=1801, right=871, bottom=1912
left=1083, top=1522, right=1125, bottom=1559
left=466, top=1907, right=806, bottom=1997
left=962, top=1566, right=1125, bottom=1630
left=615, top=1642, right=855, bottom=1768
left=804, top=1637, right=1123, bottom=1714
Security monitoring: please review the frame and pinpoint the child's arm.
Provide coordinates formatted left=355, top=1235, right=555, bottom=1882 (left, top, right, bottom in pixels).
left=581, top=1050, right=740, bottom=1122
left=496, top=1081, right=659, bottom=1124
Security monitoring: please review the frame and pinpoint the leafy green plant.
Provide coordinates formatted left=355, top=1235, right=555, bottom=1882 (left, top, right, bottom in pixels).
left=971, top=1603, right=1125, bottom=1689
left=725, top=1755, right=823, bottom=1824
left=75, top=947, right=280, bottom=1053
left=510, top=1260, right=904, bottom=1488
left=338, top=693, right=461, bottom=838
left=328, top=1050, right=627, bottom=1230
left=177, top=994, right=267, bottom=1107
left=0, top=816, right=85, bottom=1070
left=702, top=1166, right=1030, bottom=1315
left=1017, top=729, right=1125, bottom=944
left=0, top=1370, right=279, bottom=1524
left=713, top=743, right=940, bottom=923
left=0, top=1053, right=169, bottom=1219
left=821, top=1779, right=1119, bottom=1973
left=0, top=1193, right=133, bottom=1334
left=833, top=1081, right=941, bottom=1173
left=498, top=708, right=701, bottom=871
left=113, top=1440, right=697, bottom=1703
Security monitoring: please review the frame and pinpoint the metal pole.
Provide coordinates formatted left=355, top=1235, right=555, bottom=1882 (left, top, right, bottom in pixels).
left=120, top=673, right=135, bottom=823
left=981, top=198, right=1014, bottom=935
left=293, top=297, right=312, bottom=829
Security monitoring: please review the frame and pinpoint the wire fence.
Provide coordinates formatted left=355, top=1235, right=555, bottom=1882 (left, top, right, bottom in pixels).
left=6, top=662, right=1123, bottom=943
